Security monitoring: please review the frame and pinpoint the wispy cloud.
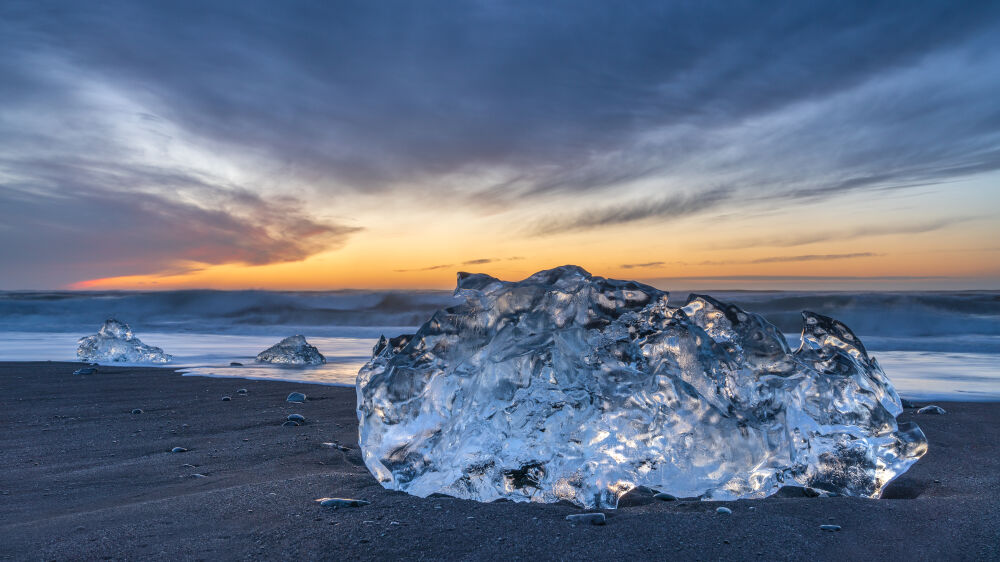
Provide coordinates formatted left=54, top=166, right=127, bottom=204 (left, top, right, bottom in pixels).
left=393, top=258, right=510, bottom=273
left=531, top=188, right=731, bottom=235
left=620, top=253, right=879, bottom=269
left=621, top=261, right=667, bottom=269
left=716, top=218, right=974, bottom=250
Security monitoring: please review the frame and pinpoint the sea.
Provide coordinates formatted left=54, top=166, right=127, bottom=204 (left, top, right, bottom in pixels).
left=0, top=289, right=997, bottom=401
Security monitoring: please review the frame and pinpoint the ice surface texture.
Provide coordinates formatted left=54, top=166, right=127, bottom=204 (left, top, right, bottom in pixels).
left=256, top=335, right=326, bottom=365
left=77, top=318, right=171, bottom=364
left=357, top=266, right=927, bottom=509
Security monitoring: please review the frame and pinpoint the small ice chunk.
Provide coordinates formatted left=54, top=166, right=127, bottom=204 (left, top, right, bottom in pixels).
left=316, top=497, right=370, bottom=508
left=256, top=335, right=326, bottom=365
left=917, top=405, right=947, bottom=415
left=287, top=392, right=307, bottom=403
left=77, top=319, right=171, bottom=364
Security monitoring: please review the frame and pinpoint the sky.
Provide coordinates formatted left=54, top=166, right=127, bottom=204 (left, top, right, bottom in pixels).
left=1, top=1, right=999, bottom=291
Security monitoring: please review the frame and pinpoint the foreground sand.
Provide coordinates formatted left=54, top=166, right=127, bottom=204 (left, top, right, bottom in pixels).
left=0, top=362, right=997, bottom=561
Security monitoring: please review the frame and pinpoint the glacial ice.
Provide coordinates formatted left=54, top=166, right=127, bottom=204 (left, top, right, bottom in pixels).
left=256, top=335, right=326, bottom=365
left=77, top=318, right=172, bottom=364
left=356, top=266, right=927, bottom=509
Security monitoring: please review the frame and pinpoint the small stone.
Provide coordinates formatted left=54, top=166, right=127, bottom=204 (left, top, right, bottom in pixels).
left=748, top=506, right=756, bottom=511
left=316, top=497, right=371, bottom=508
left=230, top=362, right=243, bottom=367
left=170, top=447, right=188, bottom=453
left=287, top=414, right=306, bottom=423
left=221, top=396, right=232, bottom=401
left=716, top=507, right=732, bottom=515
left=282, top=420, right=302, bottom=427
left=131, top=409, right=143, bottom=414
left=287, top=392, right=307, bottom=403
left=565, top=513, right=606, bottom=526
left=653, top=492, right=677, bottom=501
left=933, top=479, right=941, bottom=483
left=820, top=524, right=841, bottom=532
left=917, top=405, right=946, bottom=415
left=190, top=473, right=207, bottom=478
left=237, top=388, right=248, bottom=394
left=73, top=367, right=96, bottom=375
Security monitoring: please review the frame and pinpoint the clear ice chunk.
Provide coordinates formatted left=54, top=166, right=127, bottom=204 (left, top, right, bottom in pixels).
left=77, top=318, right=171, bottom=364
left=256, top=335, right=326, bottom=365
left=357, top=266, right=927, bottom=509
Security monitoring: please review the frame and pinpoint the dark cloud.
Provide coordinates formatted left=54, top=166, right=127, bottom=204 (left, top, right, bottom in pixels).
left=3, top=1, right=999, bottom=195
left=0, top=163, right=359, bottom=287
left=2, top=1, right=1000, bottom=286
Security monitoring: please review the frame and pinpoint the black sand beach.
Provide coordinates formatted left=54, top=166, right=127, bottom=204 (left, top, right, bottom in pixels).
left=1, top=362, right=997, bottom=560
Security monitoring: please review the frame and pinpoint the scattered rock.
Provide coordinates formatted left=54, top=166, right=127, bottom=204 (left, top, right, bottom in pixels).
left=820, top=524, right=841, bottom=532
left=617, top=486, right=657, bottom=506
left=237, top=388, right=248, bottom=394
left=282, top=420, right=302, bottom=427
left=190, top=473, right=207, bottom=478
left=566, top=513, right=606, bottom=526
left=321, top=442, right=350, bottom=451
left=918, top=405, right=946, bottom=415
left=748, top=506, right=756, bottom=511
left=775, top=485, right=822, bottom=498
left=653, top=492, right=677, bottom=501
left=221, top=396, right=232, bottom=401
left=73, top=367, right=97, bottom=375
left=230, top=362, right=244, bottom=367
left=170, top=447, right=188, bottom=453
left=287, top=392, right=307, bottom=403
left=716, top=507, right=733, bottom=515
left=130, top=409, right=143, bottom=414
left=316, top=497, right=371, bottom=508
left=287, top=414, right=306, bottom=423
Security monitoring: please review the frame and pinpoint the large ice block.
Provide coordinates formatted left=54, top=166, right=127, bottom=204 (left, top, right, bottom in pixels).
left=356, top=266, right=926, bottom=508
left=77, top=318, right=171, bottom=364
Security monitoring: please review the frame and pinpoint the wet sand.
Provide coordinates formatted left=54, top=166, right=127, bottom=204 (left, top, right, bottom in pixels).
left=0, top=361, right=997, bottom=560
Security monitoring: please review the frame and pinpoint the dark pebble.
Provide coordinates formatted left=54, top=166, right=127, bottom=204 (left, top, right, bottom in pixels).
left=716, top=507, right=733, bottom=515
left=282, top=420, right=301, bottom=427
left=653, top=492, right=677, bottom=501
left=287, top=392, right=307, bottom=403
left=73, top=368, right=96, bottom=375
left=237, top=388, right=248, bottom=394
left=820, top=524, right=841, bottom=532
left=566, top=513, right=606, bottom=526
left=221, top=396, right=232, bottom=401
left=230, top=362, right=243, bottom=367
left=287, top=414, right=306, bottom=423
left=131, top=409, right=143, bottom=414
left=170, top=447, right=188, bottom=453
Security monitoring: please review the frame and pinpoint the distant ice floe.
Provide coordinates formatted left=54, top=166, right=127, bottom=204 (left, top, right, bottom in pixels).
left=256, top=335, right=326, bottom=365
left=77, top=318, right=172, bottom=364
left=357, top=265, right=928, bottom=509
